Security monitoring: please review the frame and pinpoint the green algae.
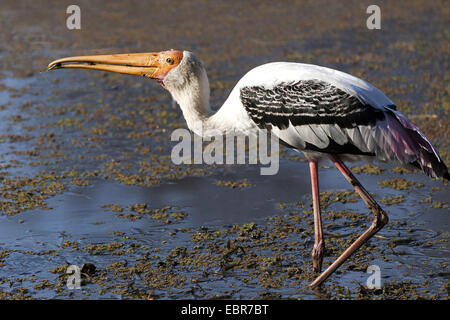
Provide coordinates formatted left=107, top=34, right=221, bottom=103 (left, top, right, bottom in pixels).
left=214, top=178, right=252, bottom=189
left=351, top=164, right=385, bottom=175
left=378, top=178, right=424, bottom=190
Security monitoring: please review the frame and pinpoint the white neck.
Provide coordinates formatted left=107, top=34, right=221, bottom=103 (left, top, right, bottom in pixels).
left=164, top=51, right=255, bottom=137
left=168, top=67, right=213, bottom=136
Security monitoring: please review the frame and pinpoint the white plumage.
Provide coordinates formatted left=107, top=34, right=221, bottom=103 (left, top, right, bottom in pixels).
left=200, top=57, right=442, bottom=172
left=228, top=61, right=394, bottom=108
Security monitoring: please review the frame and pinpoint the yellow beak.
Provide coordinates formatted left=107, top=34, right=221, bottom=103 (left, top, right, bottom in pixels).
left=47, top=52, right=160, bottom=78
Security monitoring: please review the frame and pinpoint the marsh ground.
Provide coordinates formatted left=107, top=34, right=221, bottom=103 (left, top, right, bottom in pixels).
left=0, top=0, right=448, bottom=299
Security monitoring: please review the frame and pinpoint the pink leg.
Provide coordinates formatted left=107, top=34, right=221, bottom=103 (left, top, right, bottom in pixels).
left=309, top=159, right=324, bottom=273
left=309, top=155, right=389, bottom=289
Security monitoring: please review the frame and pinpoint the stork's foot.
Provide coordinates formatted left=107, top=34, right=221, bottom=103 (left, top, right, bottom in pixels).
left=312, top=240, right=325, bottom=273
left=309, top=206, right=387, bottom=289
left=308, top=155, right=389, bottom=289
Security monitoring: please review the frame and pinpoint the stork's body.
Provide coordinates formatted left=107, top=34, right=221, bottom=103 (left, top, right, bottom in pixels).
left=48, top=50, right=449, bottom=288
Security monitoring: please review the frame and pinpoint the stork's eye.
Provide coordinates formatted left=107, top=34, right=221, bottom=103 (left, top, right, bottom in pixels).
left=166, top=57, right=174, bottom=64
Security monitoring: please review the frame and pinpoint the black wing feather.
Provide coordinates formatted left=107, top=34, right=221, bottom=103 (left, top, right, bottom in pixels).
left=240, top=80, right=387, bottom=130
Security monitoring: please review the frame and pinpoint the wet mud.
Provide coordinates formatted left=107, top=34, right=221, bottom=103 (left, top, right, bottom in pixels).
left=0, top=0, right=448, bottom=299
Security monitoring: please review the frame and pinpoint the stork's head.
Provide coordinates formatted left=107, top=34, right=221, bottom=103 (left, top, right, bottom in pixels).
left=48, top=49, right=211, bottom=127
left=47, top=50, right=207, bottom=93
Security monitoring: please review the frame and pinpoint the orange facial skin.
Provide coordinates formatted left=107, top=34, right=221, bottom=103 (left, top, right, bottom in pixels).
left=151, top=50, right=183, bottom=80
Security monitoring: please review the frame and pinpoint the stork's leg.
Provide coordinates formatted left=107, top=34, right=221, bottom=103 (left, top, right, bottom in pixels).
left=309, top=159, right=324, bottom=273
left=309, top=155, right=388, bottom=289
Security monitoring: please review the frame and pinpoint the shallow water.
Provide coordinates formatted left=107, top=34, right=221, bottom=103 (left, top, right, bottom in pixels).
left=0, top=0, right=448, bottom=299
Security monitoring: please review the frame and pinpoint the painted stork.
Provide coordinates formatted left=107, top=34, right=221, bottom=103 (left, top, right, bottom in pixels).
left=48, top=50, right=449, bottom=288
